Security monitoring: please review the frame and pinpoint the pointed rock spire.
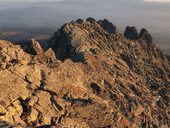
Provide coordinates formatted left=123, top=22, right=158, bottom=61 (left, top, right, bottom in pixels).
left=124, top=26, right=138, bottom=40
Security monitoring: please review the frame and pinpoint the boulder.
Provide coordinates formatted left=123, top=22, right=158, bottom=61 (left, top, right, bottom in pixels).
left=0, top=40, right=31, bottom=64
left=22, top=39, right=43, bottom=55
left=33, top=48, right=59, bottom=65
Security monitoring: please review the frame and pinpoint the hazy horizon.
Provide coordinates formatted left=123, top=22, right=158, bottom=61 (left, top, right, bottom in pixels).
left=0, top=0, right=170, bottom=53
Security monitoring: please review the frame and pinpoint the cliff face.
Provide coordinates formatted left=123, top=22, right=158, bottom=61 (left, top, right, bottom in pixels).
left=0, top=18, right=169, bottom=128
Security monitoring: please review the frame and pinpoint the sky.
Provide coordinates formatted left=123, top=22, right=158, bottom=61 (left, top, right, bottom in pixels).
left=144, top=0, right=170, bottom=2
left=0, top=0, right=170, bottom=47
left=0, top=0, right=170, bottom=2
left=0, top=0, right=170, bottom=1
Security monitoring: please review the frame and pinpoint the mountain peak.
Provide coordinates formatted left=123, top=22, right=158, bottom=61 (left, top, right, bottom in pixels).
left=124, top=26, right=153, bottom=44
left=0, top=18, right=169, bottom=127
left=50, top=18, right=120, bottom=61
left=139, top=28, right=153, bottom=44
left=124, top=26, right=138, bottom=40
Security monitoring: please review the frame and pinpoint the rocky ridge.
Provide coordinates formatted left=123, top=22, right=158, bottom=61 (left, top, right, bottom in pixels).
left=0, top=18, right=169, bottom=128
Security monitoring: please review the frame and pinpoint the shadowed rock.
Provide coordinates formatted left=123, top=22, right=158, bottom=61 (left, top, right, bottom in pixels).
left=86, top=17, right=96, bottom=23
left=98, top=19, right=117, bottom=34
left=124, top=26, right=138, bottom=40
left=76, top=18, right=84, bottom=24
left=139, top=28, right=153, bottom=44
left=22, top=39, right=43, bottom=55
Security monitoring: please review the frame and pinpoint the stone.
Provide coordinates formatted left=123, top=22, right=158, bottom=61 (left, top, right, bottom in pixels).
left=22, top=39, right=43, bottom=55
left=25, top=74, right=34, bottom=84
left=33, top=48, right=58, bottom=65
left=124, top=26, right=138, bottom=40
left=98, top=19, right=117, bottom=34
left=0, top=62, right=6, bottom=69
left=86, top=17, right=96, bottom=23
left=76, top=18, right=84, bottom=24
left=139, top=28, right=153, bottom=44
left=0, top=40, right=31, bottom=64
left=0, top=18, right=169, bottom=128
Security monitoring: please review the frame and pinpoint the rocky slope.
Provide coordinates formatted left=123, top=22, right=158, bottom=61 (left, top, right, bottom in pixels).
left=0, top=18, right=169, bottom=128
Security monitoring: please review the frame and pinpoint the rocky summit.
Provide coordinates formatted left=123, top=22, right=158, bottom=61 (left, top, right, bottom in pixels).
left=0, top=18, right=169, bottom=128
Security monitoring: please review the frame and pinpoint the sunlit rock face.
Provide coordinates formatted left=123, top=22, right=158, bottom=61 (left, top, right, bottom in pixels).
left=0, top=18, right=169, bottom=127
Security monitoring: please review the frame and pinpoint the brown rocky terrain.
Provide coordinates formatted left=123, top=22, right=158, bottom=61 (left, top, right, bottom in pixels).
left=0, top=18, right=169, bottom=128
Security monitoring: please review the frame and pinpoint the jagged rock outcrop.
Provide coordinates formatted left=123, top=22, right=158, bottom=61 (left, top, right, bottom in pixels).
left=98, top=19, right=117, bottom=34
left=0, top=40, right=31, bottom=67
left=138, top=28, right=153, bottom=44
left=33, top=48, right=59, bottom=66
left=50, top=18, right=118, bottom=61
left=124, top=26, right=153, bottom=45
left=21, top=39, right=44, bottom=55
left=124, top=26, right=138, bottom=40
left=86, top=17, right=96, bottom=23
left=0, top=18, right=169, bottom=128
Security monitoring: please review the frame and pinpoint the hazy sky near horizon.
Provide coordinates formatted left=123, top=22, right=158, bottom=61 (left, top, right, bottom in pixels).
left=144, top=0, right=170, bottom=2
left=1, top=0, right=170, bottom=2
left=0, top=0, right=170, bottom=44
left=0, top=0, right=170, bottom=2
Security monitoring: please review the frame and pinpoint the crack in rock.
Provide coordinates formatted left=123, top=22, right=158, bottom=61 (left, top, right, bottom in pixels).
left=18, top=97, right=32, bottom=126
left=63, top=93, right=93, bottom=106
left=50, top=96, right=63, bottom=111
